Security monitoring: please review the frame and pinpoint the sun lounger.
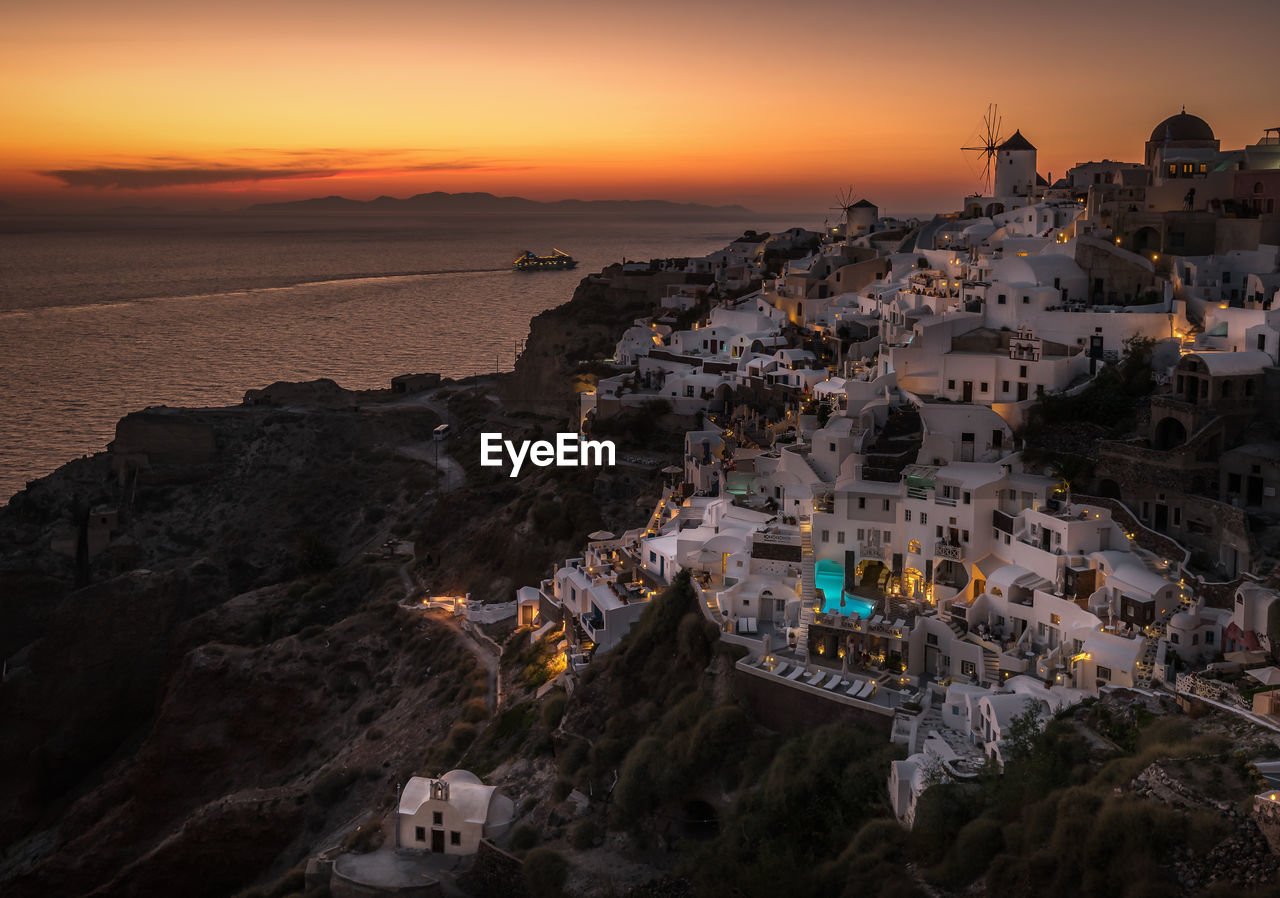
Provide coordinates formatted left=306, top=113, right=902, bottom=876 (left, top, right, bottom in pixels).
left=809, top=672, right=827, bottom=688
left=786, top=666, right=805, bottom=681
left=824, top=677, right=843, bottom=690
left=772, top=662, right=790, bottom=677
left=847, top=680, right=870, bottom=698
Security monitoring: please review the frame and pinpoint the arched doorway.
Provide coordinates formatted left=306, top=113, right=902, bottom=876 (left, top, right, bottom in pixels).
left=936, top=559, right=969, bottom=591
left=1097, top=478, right=1122, bottom=500
left=1133, top=226, right=1160, bottom=255
left=711, top=383, right=733, bottom=414
left=1153, top=417, right=1187, bottom=450
left=903, top=566, right=926, bottom=600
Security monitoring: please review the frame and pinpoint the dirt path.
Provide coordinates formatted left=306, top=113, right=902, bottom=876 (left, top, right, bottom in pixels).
left=404, top=606, right=501, bottom=713
left=396, top=440, right=464, bottom=492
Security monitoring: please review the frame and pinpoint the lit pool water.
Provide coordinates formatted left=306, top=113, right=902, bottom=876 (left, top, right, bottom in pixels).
left=814, top=559, right=876, bottom=617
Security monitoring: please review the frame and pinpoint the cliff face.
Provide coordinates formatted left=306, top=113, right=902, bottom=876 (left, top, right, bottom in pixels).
left=0, top=388, right=468, bottom=895
left=500, top=268, right=693, bottom=420
left=0, top=372, right=668, bottom=896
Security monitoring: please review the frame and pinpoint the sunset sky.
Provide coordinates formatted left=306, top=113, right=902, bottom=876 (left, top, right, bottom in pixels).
left=3, top=0, right=1275, bottom=215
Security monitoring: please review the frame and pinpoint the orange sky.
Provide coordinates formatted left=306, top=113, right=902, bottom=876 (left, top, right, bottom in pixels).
left=2, top=0, right=1276, bottom=215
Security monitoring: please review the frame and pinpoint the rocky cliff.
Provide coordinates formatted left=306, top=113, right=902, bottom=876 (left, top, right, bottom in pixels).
left=0, top=362, right=668, bottom=895
left=500, top=267, right=694, bottom=421
left=0, top=388, right=464, bottom=895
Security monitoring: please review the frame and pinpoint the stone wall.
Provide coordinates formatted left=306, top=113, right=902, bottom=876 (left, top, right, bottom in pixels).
left=1076, top=492, right=1253, bottom=606
left=462, top=839, right=528, bottom=898
left=1072, top=493, right=1187, bottom=562
left=1129, top=762, right=1280, bottom=890
left=1253, top=795, right=1280, bottom=854
left=732, top=665, right=895, bottom=734
left=1083, top=437, right=1258, bottom=581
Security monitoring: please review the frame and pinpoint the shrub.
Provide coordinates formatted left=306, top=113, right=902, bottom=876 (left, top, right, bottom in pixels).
left=676, top=612, right=718, bottom=663
left=342, top=819, right=385, bottom=854
left=523, top=847, right=569, bottom=898
left=556, top=739, right=589, bottom=776
left=570, top=818, right=600, bottom=850
left=541, top=691, right=568, bottom=729
left=312, top=768, right=359, bottom=807
left=461, top=697, right=489, bottom=723
left=509, top=823, right=538, bottom=852
left=447, top=722, right=477, bottom=753
left=295, top=531, right=337, bottom=574
left=931, top=816, right=1004, bottom=887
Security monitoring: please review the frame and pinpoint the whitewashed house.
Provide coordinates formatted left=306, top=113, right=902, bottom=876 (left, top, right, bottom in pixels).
left=398, top=770, right=515, bottom=855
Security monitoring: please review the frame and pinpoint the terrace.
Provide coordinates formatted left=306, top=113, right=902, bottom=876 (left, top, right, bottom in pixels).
left=746, top=649, right=925, bottom=716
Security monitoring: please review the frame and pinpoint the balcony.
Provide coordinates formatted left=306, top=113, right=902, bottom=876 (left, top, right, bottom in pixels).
left=860, top=543, right=886, bottom=560
left=935, top=541, right=964, bottom=561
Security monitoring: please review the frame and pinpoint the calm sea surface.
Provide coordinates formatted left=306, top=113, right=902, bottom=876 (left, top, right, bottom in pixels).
left=0, top=210, right=804, bottom=502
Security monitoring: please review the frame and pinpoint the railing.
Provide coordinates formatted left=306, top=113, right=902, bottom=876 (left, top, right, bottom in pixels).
left=935, top=541, right=963, bottom=561
left=860, top=544, right=886, bottom=560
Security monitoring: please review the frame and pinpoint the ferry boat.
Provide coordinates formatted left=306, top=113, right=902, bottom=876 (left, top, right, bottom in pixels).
left=513, top=249, right=577, bottom=271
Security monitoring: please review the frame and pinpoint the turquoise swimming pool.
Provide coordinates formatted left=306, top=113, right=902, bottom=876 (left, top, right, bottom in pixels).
left=814, top=559, right=875, bottom=618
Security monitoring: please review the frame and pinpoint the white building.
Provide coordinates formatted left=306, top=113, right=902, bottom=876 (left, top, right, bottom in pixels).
left=398, top=770, right=515, bottom=855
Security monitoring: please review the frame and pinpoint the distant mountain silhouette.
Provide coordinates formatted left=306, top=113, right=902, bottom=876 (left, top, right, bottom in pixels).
left=247, top=191, right=752, bottom=215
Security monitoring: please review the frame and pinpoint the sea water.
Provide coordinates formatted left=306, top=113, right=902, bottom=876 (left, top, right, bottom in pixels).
left=0, top=210, right=804, bottom=500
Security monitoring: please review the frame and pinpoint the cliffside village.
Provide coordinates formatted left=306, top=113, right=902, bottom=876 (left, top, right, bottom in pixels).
left=515, top=110, right=1280, bottom=827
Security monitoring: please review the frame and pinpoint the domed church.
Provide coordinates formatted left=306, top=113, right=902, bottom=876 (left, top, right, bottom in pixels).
left=1144, top=108, right=1221, bottom=170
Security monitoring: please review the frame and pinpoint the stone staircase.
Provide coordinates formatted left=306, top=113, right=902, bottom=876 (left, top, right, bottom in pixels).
left=796, top=607, right=814, bottom=663
left=797, top=516, right=815, bottom=663
left=1134, top=637, right=1159, bottom=688
left=981, top=646, right=1001, bottom=684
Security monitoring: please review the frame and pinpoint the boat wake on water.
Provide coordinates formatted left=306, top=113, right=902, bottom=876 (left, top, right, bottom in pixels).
left=0, top=267, right=523, bottom=317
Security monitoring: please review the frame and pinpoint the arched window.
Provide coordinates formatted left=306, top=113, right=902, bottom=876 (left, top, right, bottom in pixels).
left=909, top=539, right=921, bottom=554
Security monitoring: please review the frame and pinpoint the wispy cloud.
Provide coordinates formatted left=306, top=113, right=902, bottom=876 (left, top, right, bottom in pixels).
left=40, top=167, right=338, bottom=189
left=37, top=152, right=520, bottom=189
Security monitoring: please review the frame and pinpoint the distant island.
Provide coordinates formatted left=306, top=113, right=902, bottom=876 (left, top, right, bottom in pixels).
left=247, top=190, right=753, bottom=215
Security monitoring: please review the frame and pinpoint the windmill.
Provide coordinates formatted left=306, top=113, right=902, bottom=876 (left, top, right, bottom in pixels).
left=827, top=185, right=857, bottom=235
left=962, top=104, right=1003, bottom=195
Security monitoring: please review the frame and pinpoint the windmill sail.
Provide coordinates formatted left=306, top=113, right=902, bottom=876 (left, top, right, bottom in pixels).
left=961, top=104, right=1003, bottom=195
